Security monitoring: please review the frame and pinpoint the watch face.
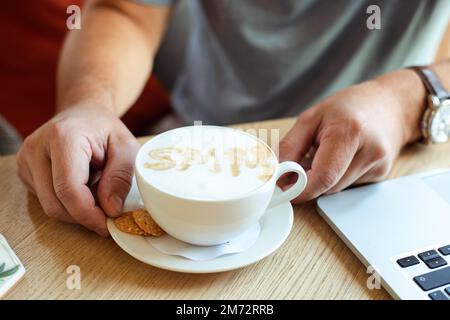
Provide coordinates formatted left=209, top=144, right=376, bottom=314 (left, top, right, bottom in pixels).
left=430, top=103, right=450, bottom=143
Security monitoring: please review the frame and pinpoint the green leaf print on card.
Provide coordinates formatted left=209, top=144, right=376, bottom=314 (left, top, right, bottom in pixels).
left=0, top=264, right=19, bottom=279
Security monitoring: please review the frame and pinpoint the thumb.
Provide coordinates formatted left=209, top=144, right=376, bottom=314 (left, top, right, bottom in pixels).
left=98, top=135, right=139, bottom=217
left=279, top=111, right=318, bottom=163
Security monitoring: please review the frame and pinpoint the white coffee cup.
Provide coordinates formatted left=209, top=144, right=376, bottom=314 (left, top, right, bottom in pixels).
left=135, top=126, right=307, bottom=246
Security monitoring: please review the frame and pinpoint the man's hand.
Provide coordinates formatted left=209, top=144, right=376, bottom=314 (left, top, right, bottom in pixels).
left=15, top=0, right=171, bottom=236
left=280, top=69, right=427, bottom=202
left=16, top=105, right=139, bottom=236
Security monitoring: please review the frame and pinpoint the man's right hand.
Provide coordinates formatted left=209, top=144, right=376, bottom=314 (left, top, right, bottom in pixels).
left=16, top=105, right=139, bottom=236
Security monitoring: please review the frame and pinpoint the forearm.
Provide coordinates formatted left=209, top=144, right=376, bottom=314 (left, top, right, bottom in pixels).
left=374, top=59, right=450, bottom=145
left=57, top=0, right=172, bottom=116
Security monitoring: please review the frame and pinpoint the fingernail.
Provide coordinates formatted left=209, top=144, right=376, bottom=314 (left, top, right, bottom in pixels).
left=95, top=227, right=109, bottom=238
left=109, top=195, right=124, bottom=215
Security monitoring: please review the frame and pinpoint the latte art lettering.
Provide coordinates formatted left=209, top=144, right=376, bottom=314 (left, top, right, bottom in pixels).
left=138, top=126, right=278, bottom=200
left=203, top=148, right=222, bottom=173
left=144, top=145, right=274, bottom=180
left=144, top=147, right=180, bottom=170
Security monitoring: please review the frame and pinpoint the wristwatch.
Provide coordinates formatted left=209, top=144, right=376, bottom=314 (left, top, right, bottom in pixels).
left=409, top=66, right=450, bottom=144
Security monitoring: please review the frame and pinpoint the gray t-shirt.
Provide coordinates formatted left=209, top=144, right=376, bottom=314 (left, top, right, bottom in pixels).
left=136, top=0, right=450, bottom=125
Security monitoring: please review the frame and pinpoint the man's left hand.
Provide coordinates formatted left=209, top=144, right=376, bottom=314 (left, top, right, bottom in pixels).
left=279, top=69, right=426, bottom=202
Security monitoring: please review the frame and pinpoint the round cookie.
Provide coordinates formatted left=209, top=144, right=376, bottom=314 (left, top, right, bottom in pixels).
left=131, top=209, right=165, bottom=237
left=114, top=212, right=148, bottom=236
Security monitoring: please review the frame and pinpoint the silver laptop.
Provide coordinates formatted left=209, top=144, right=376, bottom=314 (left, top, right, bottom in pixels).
left=317, top=169, right=450, bottom=300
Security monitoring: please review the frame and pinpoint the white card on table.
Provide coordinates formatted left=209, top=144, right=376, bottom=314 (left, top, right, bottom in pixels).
left=0, top=234, right=25, bottom=298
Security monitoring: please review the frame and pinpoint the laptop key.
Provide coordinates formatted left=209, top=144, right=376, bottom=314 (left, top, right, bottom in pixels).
left=418, top=250, right=440, bottom=262
left=426, top=257, right=448, bottom=269
left=429, top=291, right=449, bottom=300
left=414, top=266, right=450, bottom=291
left=439, top=245, right=450, bottom=256
left=397, top=256, right=420, bottom=268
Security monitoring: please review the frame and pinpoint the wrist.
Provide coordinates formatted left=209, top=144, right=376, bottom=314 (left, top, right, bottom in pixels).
left=375, top=68, right=428, bottom=145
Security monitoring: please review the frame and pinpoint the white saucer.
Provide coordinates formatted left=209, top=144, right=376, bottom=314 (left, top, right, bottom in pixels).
left=107, top=187, right=294, bottom=273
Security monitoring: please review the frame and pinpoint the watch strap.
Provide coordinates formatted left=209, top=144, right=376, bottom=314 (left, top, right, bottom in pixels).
left=409, top=66, right=450, bottom=100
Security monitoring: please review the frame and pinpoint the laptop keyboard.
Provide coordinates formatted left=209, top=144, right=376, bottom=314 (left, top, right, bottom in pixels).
left=418, top=249, right=448, bottom=269
left=440, top=245, right=450, bottom=256
left=397, top=245, right=450, bottom=300
left=397, top=256, right=420, bottom=268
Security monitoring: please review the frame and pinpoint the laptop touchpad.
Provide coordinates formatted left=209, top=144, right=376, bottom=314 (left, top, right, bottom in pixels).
left=423, top=171, right=450, bottom=204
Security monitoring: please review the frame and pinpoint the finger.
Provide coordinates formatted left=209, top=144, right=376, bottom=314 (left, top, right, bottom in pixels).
left=51, top=137, right=108, bottom=237
left=97, top=134, right=139, bottom=217
left=23, top=180, right=36, bottom=196
left=279, top=110, right=319, bottom=163
left=28, top=155, right=76, bottom=224
left=16, top=156, right=36, bottom=196
left=325, top=149, right=372, bottom=194
left=19, top=170, right=36, bottom=196
left=88, top=170, right=102, bottom=205
left=281, top=146, right=316, bottom=187
left=354, top=160, right=390, bottom=185
left=292, top=126, right=360, bottom=203
left=298, top=146, right=316, bottom=172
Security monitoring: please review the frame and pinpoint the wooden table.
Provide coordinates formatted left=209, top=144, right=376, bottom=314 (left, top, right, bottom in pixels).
left=2, top=117, right=450, bottom=299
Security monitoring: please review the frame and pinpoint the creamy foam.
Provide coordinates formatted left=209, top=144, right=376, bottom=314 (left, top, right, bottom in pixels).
left=138, top=126, right=277, bottom=200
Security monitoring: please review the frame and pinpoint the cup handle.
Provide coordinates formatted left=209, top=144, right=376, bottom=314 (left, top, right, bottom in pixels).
left=269, top=161, right=307, bottom=208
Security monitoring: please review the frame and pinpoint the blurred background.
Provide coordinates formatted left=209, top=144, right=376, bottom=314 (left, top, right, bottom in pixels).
left=0, top=0, right=191, bottom=155
left=0, top=0, right=448, bottom=155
